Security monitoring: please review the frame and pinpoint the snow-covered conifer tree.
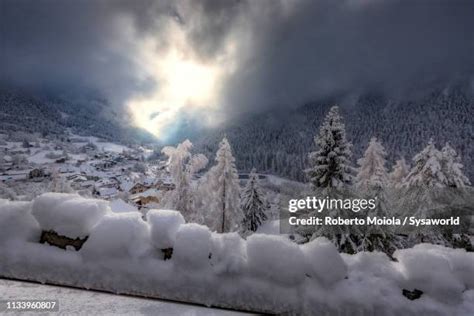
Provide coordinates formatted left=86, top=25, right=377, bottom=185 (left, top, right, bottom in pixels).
left=304, top=106, right=359, bottom=253
left=241, top=168, right=268, bottom=234
left=441, top=142, right=471, bottom=188
left=356, top=137, right=388, bottom=191
left=389, top=158, right=409, bottom=187
left=403, top=139, right=447, bottom=188
left=203, top=137, right=243, bottom=233
left=162, top=140, right=208, bottom=220
left=355, top=138, right=398, bottom=254
left=306, top=106, right=353, bottom=189
left=440, top=143, right=472, bottom=249
left=402, top=140, right=450, bottom=246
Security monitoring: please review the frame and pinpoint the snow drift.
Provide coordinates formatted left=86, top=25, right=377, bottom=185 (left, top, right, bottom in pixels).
left=31, top=193, right=109, bottom=238
left=1, top=194, right=473, bottom=315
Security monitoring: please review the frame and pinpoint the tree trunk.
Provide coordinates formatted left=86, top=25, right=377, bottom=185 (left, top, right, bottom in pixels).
left=221, top=179, right=226, bottom=233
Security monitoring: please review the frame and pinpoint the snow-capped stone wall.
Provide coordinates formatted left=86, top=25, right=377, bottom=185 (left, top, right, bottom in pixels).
left=0, top=194, right=473, bottom=315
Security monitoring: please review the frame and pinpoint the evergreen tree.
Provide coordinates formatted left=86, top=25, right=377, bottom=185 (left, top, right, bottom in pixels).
left=402, top=140, right=449, bottom=246
left=389, top=157, right=409, bottom=187
left=441, top=142, right=471, bottom=188
left=306, top=106, right=353, bottom=189
left=403, top=139, right=447, bottom=188
left=356, top=138, right=398, bottom=255
left=440, top=143, right=472, bottom=250
left=203, top=137, right=243, bottom=233
left=356, top=137, right=388, bottom=191
left=241, top=168, right=268, bottom=233
left=304, top=106, right=359, bottom=253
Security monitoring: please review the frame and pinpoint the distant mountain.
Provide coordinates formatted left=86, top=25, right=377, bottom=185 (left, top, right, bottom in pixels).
left=0, top=90, right=157, bottom=144
left=192, top=85, right=474, bottom=182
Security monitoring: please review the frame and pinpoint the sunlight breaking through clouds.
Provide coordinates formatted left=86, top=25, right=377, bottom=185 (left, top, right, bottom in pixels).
left=126, top=19, right=236, bottom=140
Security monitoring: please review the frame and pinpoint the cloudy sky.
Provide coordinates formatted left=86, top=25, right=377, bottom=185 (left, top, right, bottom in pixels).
left=1, top=0, right=474, bottom=139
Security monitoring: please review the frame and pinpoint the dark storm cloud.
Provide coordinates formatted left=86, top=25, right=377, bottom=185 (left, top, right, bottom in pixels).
left=218, top=0, right=474, bottom=116
left=1, top=0, right=474, bottom=120
left=0, top=0, right=173, bottom=102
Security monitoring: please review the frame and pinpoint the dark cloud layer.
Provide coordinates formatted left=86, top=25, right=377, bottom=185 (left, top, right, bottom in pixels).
left=1, top=0, right=474, bottom=122
left=0, top=0, right=170, bottom=102
left=221, top=0, right=474, bottom=116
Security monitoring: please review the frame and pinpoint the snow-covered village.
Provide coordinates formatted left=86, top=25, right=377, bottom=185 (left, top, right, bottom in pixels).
left=1, top=1, right=474, bottom=315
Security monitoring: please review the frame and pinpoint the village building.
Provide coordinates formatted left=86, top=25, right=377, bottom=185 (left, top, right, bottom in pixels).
left=29, top=168, right=45, bottom=179
left=130, top=189, right=160, bottom=209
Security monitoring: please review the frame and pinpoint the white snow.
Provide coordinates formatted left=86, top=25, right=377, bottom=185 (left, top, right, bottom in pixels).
left=27, top=150, right=62, bottom=164
left=81, top=212, right=151, bottom=259
left=31, top=193, right=110, bottom=238
left=1, top=195, right=474, bottom=315
left=110, top=199, right=139, bottom=214
left=256, top=219, right=280, bottom=235
left=147, top=209, right=185, bottom=250
left=0, top=199, right=39, bottom=243
left=394, top=244, right=470, bottom=303
left=210, top=233, right=247, bottom=275
left=72, top=136, right=130, bottom=153
left=246, top=234, right=306, bottom=285
left=301, top=237, right=347, bottom=286
left=0, top=278, right=251, bottom=315
left=174, top=223, right=212, bottom=269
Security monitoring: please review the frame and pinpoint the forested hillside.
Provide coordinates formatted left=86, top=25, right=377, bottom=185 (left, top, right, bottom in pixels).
left=0, top=91, right=156, bottom=144
left=193, top=86, right=474, bottom=182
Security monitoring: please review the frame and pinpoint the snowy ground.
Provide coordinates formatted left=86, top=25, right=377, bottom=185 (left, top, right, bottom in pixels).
left=0, top=278, right=254, bottom=316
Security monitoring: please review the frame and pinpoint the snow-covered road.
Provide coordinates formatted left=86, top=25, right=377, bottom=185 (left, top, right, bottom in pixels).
left=0, top=278, right=255, bottom=315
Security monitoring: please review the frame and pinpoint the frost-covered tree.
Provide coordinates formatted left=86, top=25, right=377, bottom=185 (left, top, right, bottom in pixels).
left=356, top=137, right=388, bottom=191
left=403, top=139, right=447, bottom=188
left=441, top=142, right=471, bottom=188
left=440, top=143, right=472, bottom=250
left=162, top=140, right=208, bottom=220
left=303, top=106, right=359, bottom=253
left=49, top=169, right=73, bottom=193
left=306, top=106, right=353, bottom=189
left=356, top=138, right=398, bottom=255
left=203, top=137, right=243, bottom=233
left=389, top=157, right=409, bottom=187
left=241, top=168, right=268, bottom=234
left=401, top=140, right=450, bottom=246
left=0, top=182, right=16, bottom=200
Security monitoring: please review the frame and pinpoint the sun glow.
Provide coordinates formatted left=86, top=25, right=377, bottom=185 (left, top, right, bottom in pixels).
left=126, top=19, right=235, bottom=140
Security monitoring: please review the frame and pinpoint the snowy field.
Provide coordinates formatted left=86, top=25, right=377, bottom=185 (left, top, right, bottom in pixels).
left=0, top=278, right=251, bottom=315
left=70, top=136, right=131, bottom=153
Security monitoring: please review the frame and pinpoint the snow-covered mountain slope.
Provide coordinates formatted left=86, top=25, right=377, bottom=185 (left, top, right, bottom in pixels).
left=0, top=90, right=156, bottom=144
left=192, top=86, right=474, bottom=182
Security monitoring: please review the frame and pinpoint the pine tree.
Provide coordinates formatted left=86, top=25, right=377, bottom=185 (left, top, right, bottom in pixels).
left=441, top=142, right=471, bottom=188
left=403, top=139, right=447, bottom=188
left=241, top=168, right=268, bottom=234
left=306, top=106, right=353, bottom=189
left=203, top=137, right=243, bottom=233
left=389, top=157, right=409, bottom=187
left=402, top=139, right=449, bottom=246
left=356, top=137, right=388, bottom=191
left=440, top=143, right=472, bottom=250
left=304, top=106, right=359, bottom=253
